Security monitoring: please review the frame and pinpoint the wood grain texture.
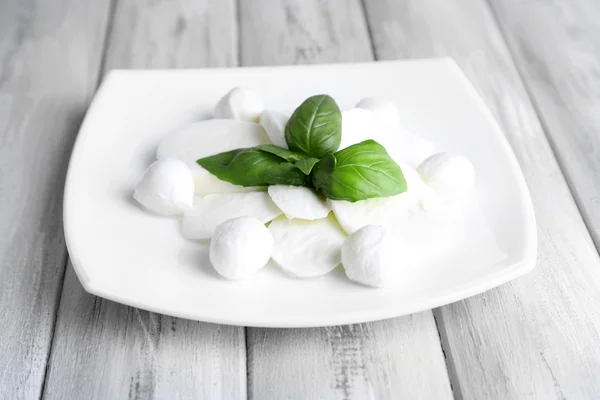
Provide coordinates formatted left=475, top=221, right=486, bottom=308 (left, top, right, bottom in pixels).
left=104, top=0, right=237, bottom=70
left=0, top=0, right=111, bottom=398
left=240, top=1, right=453, bottom=399
left=363, top=0, right=600, bottom=398
left=247, top=313, right=452, bottom=399
left=240, top=0, right=373, bottom=65
left=42, top=1, right=246, bottom=399
left=488, top=0, right=600, bottom=248
left=44, top=267, right=245, bottom=400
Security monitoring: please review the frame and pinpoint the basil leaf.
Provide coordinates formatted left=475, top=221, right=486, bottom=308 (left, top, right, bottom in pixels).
left=256, top=144, right=302, bottom=163
left=285, top=94, right=342, bottom=158
left=257, top=144, right=318, bottom=175
left=258, top=162, right=310, bottom=186
left=311, top=140, right=406, bottom=202
left=197, top=148, right=309, bottom=187
left=311, top=154, right=336, bottom=192
left=294, top=157, right=320, bottom=175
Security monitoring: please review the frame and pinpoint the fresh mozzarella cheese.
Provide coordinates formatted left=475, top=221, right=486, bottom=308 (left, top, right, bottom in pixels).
left=260, top=110, right=289, bottom=148
left=339, top=107, right=434, bottom=167
left=329, top=165, right=429, bottom=234
left=341, top=225, right=394, bottom=287
left=133, top=158, right=194, bottom=216
left=157, top=119, right=270, bottom=195
left=339, top=108, right=375, bottom=150
left=268, top=214, right=347, bottom=278
left=356, top=96, right=401, bottom=128
left=210, top=216, right=273, bottom=280
left=337, top=98, right=434, bottom=168
left=267, top=185, right=330, bottom=220
left=380, top=128, right=436, bottom=168
left=417, top=152, right=475, bottom=195
left=330, top=194, right=418, bottom=235
left=181, top=192, right=282, bottom=239
left=214, top=87, right=264, bottom=122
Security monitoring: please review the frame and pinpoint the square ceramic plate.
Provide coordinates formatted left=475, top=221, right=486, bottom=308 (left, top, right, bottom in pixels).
left=64, top=59, right=536, bottom=327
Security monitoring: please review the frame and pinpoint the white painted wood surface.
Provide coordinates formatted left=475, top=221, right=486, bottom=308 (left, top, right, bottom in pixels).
left=240, top=0, right=373, bottom=66
left=240, top=1, right=452, bottom=399
left=247, top=314, right=452, bottom=399
left=41, top=1, right=247, bottom=399
left=0, top=0, right=111, bottom=398
left=363, top=0, right=600, bottom=398
left=103, top=0, right=237, bottom=70
left=488, top=0, right=600, bottom=246
left=44, top=268, right=245, bottom=399
left=1, top=0, right=600, bottom=398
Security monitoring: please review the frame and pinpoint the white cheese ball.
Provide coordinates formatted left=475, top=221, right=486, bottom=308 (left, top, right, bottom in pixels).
left=260, top=110, right=289, bottom=148
left=342, top=225, right=394, bottom=287
left=214, top=87, right=264, bottom=122
left=417, top=152, right=475, bottom=195
left=339, top=108, right=375, bottom=149
left=209, top=216, right=273, bottom=280
left=133, top=158, right=194, bottom=216
left=356, top=96, right=401, bottom=128
left=267, top=185, right=330, bottom=220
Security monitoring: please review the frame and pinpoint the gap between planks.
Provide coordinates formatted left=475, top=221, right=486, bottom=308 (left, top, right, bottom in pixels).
left=484, top=0, right=600, bottom=255
left=240, top=1, right=452, bottom=399
left=358, top=0, right=458, bottom=395
left=360, top=0, right=600, bottom=398
left=40, top=1, right=246, bottom=399
left=38, top=1, right=117, bottom=398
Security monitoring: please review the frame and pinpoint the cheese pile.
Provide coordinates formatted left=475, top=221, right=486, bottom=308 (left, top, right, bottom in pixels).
left=133, top=88, right=475, bottom=287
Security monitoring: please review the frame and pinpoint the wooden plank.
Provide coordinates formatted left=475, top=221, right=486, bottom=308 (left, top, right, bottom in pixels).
left=0, top=0, right=112, bottom=398
left=363, top=0, right=600, bottom=398
left=44, top=267, right=245, bottom=399
left=247, top=313, right=452, bottom=399
left=103, top=0, right=237, bottom=70
left=241, top=0, right=373, bottom=66
left=42, top=1, right=246, bottom=399
left=240, top=1, right=453, bottom=399
left=488, top=0, right=600, bottom=251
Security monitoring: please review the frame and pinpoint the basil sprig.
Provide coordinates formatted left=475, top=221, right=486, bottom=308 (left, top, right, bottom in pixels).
left=258, top=144, right=303, bottom=163
left=197, top=95, right=407, bottom=202
left=294, top=157, right=319, bottom=175
left=284, top=95, right=342, bottom=158
left=197, top=147, right=309, bottom=187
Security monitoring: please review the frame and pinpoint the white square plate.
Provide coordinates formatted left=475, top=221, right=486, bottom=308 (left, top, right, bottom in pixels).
left=64, top=59, right=536, bottom=327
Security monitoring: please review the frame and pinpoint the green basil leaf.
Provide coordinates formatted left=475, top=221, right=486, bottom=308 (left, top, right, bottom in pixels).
left=256, top=144, right=302, bottom=163
left=197, top=148, right=310, bottom=187
left=258, top=162, right=310, bottom=186
left=285, top=94, right=342, bottom=158
left=311, top=154, right=336, bottom=191
left=311, top=140, right=406, bottom=202
left=257, top=145, right=319, bottom=175
left=294, top=157, right=320, bottom=175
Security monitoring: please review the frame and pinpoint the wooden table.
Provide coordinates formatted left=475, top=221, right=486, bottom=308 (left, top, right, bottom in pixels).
left=2, top=0, right=600, bottom=398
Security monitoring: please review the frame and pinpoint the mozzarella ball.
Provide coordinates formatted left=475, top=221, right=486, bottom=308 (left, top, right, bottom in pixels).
left=214, top=87, right=264, bottom=122
left=267, top=185, right=330, bottom=220
left=209, top=216, right=273, bottom=280
left=339, top=108, right=375, bottom=149
left=260, top=110, right=289, bottom=148
left=342, top=225, right=394, bottom=287
left=356, top=96, right=401, bottom=128
left=133, top=158, right=194, bottom=216
left=417, top=152, right=475, bottom=195
left=268, top=214, right=346, bottom=278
